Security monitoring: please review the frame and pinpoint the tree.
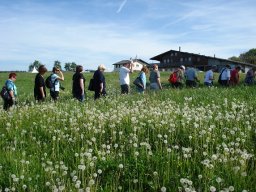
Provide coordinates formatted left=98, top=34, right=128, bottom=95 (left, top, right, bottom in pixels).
left=229, top=48, right=256, bottom=64
left=64, top=63, right=71, bottom=71
left=28, top=60, right=42, bottom=71
left=239, top=48, right=256, bottom=64
left=228, top=56, right=241, bottom=62
left=54, top=60, right=62, bottom=70
left=70, top=62, right=77, bottom=71
left=64, top=62, right=77, bottom=71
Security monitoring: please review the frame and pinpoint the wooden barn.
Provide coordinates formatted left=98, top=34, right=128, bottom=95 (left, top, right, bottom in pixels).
left=150, top=48, right=254, bottom=72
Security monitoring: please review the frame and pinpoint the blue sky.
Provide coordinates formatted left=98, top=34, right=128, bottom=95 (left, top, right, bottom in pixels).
left=0, top=0, right=256, bottom=71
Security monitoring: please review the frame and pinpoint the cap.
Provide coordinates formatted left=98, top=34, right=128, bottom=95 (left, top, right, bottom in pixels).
left=180, top=65, right=185, bottom=70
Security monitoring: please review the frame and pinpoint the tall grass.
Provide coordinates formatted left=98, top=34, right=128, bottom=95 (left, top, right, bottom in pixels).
left=0, top=71, right=255, bottom=191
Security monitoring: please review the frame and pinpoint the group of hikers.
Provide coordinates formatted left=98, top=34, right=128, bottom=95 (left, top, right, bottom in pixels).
left=1, top=62, right=256, bottom=111
left=1, top=64, right=106, bottom=110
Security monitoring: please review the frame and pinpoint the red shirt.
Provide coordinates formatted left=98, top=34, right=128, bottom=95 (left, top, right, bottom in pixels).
left=230, top=69, right=239, bottom=85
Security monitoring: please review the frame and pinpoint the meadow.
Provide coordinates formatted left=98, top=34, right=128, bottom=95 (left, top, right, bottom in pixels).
left=0, top=71, right=256, bottom=192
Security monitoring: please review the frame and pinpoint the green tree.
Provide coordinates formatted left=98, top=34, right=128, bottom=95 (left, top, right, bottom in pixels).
left=64, top=63, right=71, bottom=71
left=230, top=48, right=256, bottom=64
left=54, top=60, right=62, bottom=70
left=28, top=60, right=42, bottom=71
left=64, top=62, right=77, bottom=71
left=70, top=62, right=77, bottom=71
left=228, top=56, right=241, bottom=62
left=239, top=48, right=256, bottom=64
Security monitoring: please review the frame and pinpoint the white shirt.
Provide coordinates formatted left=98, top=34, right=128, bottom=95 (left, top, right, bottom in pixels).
left=119, top=66, right=131, bottom=85
left=204, top=70, right=214, bottom=83
left=220, top=68, right=231, bottom=80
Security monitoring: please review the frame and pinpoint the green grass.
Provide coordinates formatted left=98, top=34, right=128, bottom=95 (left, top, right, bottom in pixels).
left=0, top=71, right=255, bottom=191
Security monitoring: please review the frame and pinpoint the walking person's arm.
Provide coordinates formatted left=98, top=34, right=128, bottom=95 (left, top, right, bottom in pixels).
left=80, top=79, right=84, bottom=96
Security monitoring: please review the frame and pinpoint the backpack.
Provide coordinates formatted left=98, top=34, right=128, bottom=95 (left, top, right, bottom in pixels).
left=169, top=71, right=178, bottom=84
left=1, top=86, right=11, bottom=100
left=218, top=68, right=225, bottom=84
left=45, top=74, right=56, bottom=89
left=88, top=78, right=95, bottom=91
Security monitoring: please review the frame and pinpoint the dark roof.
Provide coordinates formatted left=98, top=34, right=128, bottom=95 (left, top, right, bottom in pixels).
left=112, top=60, right=131, bottom=65
left=112, top=59, right=149, bottom=66
left=150, top=49, right=254, bottom=67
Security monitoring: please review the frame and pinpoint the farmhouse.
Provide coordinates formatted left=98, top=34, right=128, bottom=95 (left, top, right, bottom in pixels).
left=113, top=59, right=149, bottom=72
left=150, top=48, right=254, bottom=72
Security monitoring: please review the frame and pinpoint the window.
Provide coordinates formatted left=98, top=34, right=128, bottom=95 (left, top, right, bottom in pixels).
left=180, top=58, right=183, bottom=62
left=189, top=57, right=191, bottom=61
left=136, top=64, right=139, bottom=67
left=175, top=53, right=177, bottom=56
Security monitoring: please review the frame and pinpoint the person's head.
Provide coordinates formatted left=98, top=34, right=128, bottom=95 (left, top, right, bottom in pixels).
left=226, top=65, right=231, bottom=69
left=76, top=65, right=83, bottom=73
left=52, top=67, right=60, bottom=73
left=211, top=65, right=217, bottom=71
left=123, top=62, right=131, bottom=68
left=236, top=66, right=241, bottom=71
left=180, top=65, right=185, bottom=71
left=38, top=65, right=47, bottom=75
left=9, top=72, right=17, bottom=81
left=153, top=64, right=158, bottom=70
left=98, top=64, right=106, bottom=71
left=141, top=66, right=149, bottom=74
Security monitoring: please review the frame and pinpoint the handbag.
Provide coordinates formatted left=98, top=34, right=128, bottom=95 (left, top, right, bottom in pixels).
left=88, top=78, right=95, bottom=91
left=133, top=76, right=143, bottom=88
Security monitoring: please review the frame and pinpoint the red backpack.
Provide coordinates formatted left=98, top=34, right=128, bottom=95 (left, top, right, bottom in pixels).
left=168, top=71, right=178, bottom=84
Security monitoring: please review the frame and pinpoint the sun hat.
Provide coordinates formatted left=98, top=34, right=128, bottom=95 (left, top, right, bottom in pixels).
left=180, top=65, right=185, bottom=70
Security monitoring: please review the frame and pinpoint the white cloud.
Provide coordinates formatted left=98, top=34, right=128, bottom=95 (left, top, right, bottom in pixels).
left=0, top=0, right=256, bottom=71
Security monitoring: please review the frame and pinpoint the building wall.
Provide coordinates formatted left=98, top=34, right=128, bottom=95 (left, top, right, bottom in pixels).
left=113, top=61, right=144, bottom=72
left=159, top=51, right=209, bottom=70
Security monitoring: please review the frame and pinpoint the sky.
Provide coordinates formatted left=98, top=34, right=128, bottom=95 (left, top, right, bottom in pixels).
left=0, top=0, right=256, bottom=71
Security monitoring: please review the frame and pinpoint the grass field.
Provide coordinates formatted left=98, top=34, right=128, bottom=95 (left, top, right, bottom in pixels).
left=0, top=71, right=255, bottom=192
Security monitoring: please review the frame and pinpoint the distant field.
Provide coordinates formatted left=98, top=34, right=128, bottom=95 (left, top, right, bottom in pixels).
left=0, top=71, right=255, bottom=191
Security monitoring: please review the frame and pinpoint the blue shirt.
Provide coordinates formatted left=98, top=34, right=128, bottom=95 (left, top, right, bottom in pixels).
left=139, top=72, right=146, bottom=88
left=5, top=79, right=17, bottom=97
left=50, top=74, right=60, bottom=91
left=185, top=68, right=197, bottom=81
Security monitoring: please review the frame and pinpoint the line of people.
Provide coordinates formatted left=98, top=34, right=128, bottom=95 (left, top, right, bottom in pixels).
left=1, top=63, right=256, bottom=111
left=124, top=62, right=256, bottom=92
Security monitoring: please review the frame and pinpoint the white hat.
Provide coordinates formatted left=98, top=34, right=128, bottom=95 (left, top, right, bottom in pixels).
left=180, top=65, right=185, bottom=70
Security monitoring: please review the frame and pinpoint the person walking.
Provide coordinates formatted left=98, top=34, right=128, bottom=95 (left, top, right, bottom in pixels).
left=136, top=66, right=149, bottom=94
left=93, top=64, right=107, bottom=100
left=230, top=66, right=241, bottom=86
left=34, top=65, right=47, bottom=102
left=244, top=67, right=256, bottom=85
left=72, top=65, right=85, bottom=102
left=3, top=73, right=17, bottom=110
left=49, top=67, right=64, bottom=101
left=149, top=64, right=162, bottom=90
left=185, top=66, right=199, bottom=87
left=119, top=61, right=133, bottom=94
left=219, top=65, right=231, bottom=86
left=204, top=66, right=216, bottom=87
left=169, top=65, right=185, bottom=88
